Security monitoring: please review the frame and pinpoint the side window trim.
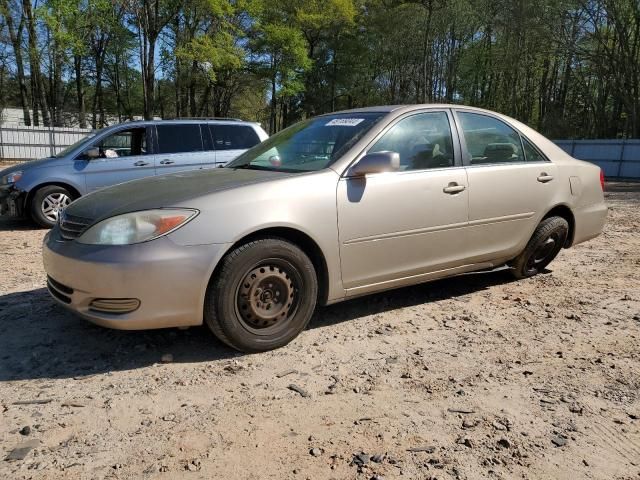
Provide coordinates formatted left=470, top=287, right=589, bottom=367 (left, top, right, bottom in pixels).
left=202, top=123, right=215, bottom=151
left=452, top=109, right=549, bottom=166
left=345, top=109, right=462, bottom=176
left=146, top=125, right=156, bottom=155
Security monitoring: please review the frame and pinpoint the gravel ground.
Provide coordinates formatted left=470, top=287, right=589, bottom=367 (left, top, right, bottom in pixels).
left=0, top=182, right=639, bottom=480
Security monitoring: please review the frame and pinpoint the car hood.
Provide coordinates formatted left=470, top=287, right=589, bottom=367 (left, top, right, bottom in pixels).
left=1, top=157, right=57, bottom=180
left=1, top=157, right=68, bottom=177
left=65, top=167, right=292, bottom=223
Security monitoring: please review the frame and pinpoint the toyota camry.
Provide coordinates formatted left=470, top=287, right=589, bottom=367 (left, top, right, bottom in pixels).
left=43, top=105, right=607, bottom=352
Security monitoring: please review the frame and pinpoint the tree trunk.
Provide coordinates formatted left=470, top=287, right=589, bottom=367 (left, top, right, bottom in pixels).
left=4, top=2, right=31, bottom=125
left=91, top=42, right=106, bottom=129
left=74, top=55, right=86, bottom=128
left=23, top=0, right=50, bottom=126
left=270, top=61, right=277, bottom=134
left=189, top=60, right=197, bottom=117
left=144, top=34, right=157, bottom=120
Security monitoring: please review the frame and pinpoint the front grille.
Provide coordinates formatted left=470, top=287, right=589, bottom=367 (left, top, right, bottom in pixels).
left=59, top=212, right=92, bottom=240
left=89, top=298, right=140, bottom=314
left=47, top=276, right=73, bottom=304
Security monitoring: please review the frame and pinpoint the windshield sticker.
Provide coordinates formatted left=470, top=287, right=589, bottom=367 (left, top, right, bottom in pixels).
left=325, top=118, right=365, bottom=127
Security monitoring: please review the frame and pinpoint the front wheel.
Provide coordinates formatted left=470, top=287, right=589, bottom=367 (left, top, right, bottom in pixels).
left=204, top=238, right=318, bottom=352
left=31, top=185, right=74, bottom=228
left=510, top=216, right=569, bottom=279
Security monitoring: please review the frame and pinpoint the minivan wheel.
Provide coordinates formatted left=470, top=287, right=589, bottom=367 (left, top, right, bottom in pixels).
left=205, top=238, right=318, bottom=352
left=510, top=216, right=569, bottom=279
left=31, top=185, right=74, bottom=228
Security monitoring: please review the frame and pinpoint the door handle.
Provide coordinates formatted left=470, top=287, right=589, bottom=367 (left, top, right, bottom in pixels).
left=537, top=172, right=554, bottom=183
left=134, top=160, right=149, bottom=167
left=159, top=159, right=175, bottom=165
left=443, top=183, right=466, bottom=194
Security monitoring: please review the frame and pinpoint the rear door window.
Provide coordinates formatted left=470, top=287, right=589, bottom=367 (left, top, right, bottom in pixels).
left=210, top=125, right=260, bottom=150
left=157, top=124, right=203, bottom=154
left=457, top=112, right=525, bottom=165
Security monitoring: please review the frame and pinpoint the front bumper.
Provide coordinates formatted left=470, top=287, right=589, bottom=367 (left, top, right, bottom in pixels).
left=43, top=227, right=230, bottom=329
left=0, top=184, right=25, bottom=217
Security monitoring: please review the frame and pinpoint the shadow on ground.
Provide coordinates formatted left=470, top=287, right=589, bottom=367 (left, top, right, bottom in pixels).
left=0, top=217, right=40, bottom=232
left=0, top=268, right=519, bottom=382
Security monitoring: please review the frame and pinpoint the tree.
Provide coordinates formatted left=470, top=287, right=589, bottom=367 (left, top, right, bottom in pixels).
left=0, top=0, right=30, bottom=125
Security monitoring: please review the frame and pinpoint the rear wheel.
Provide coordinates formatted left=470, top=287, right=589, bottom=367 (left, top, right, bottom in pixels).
left=204, top=238, right=318, bottom=352
left=31, top=185, right=74, bottom=228
left=511, top=216, right=569, bottom=279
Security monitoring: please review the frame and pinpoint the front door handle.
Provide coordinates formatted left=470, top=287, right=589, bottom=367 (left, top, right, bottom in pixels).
left=134, top=160, right=149, bottom=167
left=443, top=183, right=466, bottom=194
left=537, top=172, right=554, bottom=183
left=159, top=159, right=175, bottom=165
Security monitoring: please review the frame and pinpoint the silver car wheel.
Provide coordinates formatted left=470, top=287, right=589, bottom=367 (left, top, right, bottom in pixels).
left=41, top=192, right=71, bottom=223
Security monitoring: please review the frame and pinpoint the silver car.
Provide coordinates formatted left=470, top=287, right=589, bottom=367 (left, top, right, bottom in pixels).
left=43, top=105, right=607, bottom=352
left=0, top=119, right=268, bottom=227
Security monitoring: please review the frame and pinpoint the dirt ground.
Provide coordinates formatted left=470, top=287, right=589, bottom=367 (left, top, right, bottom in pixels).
left=0, top=183, right=639, bottom=480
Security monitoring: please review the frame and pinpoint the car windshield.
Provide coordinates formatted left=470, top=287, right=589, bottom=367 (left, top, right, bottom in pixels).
left=226, top=113, right=386, bottom=172
left=54, top=132, right=96, bottom=158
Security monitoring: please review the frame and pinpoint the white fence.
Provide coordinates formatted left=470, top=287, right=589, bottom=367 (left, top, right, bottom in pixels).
left=0, top=125, right=93, bottom=160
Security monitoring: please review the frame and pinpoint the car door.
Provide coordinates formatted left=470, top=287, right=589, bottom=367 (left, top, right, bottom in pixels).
left=155, top=123, right=206, bottom=174
left=209, top=124, right=262, bottom=166
left=454, top=109, right=559, bottom=263
left=80, top=126, right=156, bottom=192
left=337, top=110, right=470, bottom=292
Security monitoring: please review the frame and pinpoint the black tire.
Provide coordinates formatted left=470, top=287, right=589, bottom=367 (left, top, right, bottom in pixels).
left=30, top=185, right=74, bottom=228
left=510, top=216, right=569, bottom=279
left=204, top=237, right=318, bottom=352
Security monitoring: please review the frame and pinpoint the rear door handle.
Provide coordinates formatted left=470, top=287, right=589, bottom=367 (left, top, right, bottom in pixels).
left=159, top=159, right=175, bottom=165
left=134, top=160, right=149, bottom=167
left=443, top=183, right=466, bottom=194
left=537, top=173, right=554, bottom=183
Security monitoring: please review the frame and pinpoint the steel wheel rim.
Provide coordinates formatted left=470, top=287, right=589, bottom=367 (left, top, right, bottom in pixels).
left=236, top=260, right=301, bottom=333
left=526, top=233, right=559, bottom=272
left=41, top=193, right=71, bottom=222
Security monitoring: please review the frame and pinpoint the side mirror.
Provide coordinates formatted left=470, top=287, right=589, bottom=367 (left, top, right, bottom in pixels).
left=84, top=147, right=100, bottom=159
left=350, top=151, right=400, bottom=176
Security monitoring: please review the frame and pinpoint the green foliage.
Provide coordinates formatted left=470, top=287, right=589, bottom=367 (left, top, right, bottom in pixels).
left=1, top=0, right=639, bottom=136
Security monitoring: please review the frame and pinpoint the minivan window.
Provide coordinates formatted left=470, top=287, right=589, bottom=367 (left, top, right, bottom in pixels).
left=157, top=124, right=203, bottom=154
left=369, top=112, right=454, bottom=170
left=458, top=112, right=525, bottom=164
left=77, top=128, right=146, bottom=160
left=210, top=125, right=261, bottom=150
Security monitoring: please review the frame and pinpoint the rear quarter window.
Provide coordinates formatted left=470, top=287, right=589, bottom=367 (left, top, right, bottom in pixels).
left=210, top=125, right=261, bottom=150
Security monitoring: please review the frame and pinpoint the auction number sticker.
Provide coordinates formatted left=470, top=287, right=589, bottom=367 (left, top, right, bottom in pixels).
left=325, top=118, right=365, bottom=127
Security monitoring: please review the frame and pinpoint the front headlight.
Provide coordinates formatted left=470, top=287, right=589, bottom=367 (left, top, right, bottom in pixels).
left=1, top=170, right=23, bottom=184
left=77, top=209, right=198, bottom=245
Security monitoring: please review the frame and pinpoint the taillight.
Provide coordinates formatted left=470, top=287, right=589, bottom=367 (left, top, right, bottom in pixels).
left=600, top=169, right=605, bottom=191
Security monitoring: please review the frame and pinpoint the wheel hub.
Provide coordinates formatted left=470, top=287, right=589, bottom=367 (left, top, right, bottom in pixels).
left=527, top=234, right=558, bottom=270
left=42, top=193, right=71, bottom=222
left=238, top=265, right=296, bottom=329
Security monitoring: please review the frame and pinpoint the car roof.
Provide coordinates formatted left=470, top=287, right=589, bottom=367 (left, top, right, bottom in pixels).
left=327, top=104, right=501, bottom=116
left=105, top=119, right=261, bottom=128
